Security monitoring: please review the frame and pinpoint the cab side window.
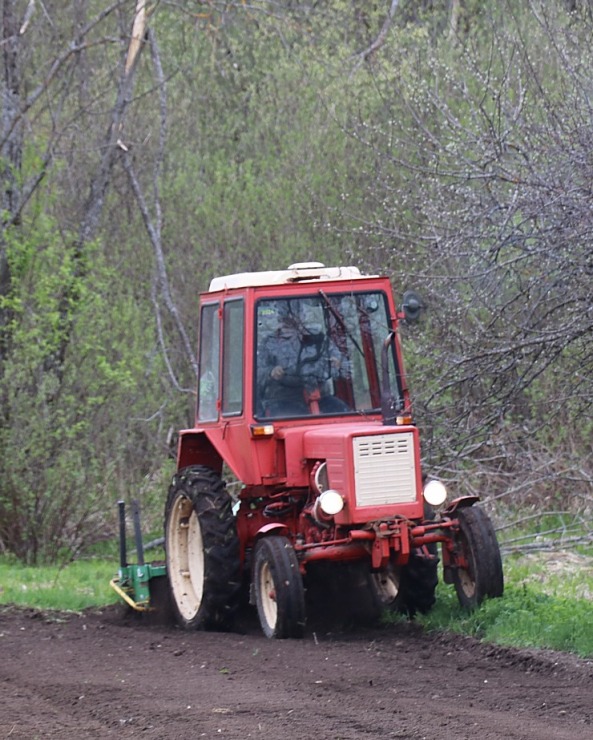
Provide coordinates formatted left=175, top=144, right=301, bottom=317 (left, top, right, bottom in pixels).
left=197, top=303, right=220, bottom=422
left=222, top=299, right=244, bottom=415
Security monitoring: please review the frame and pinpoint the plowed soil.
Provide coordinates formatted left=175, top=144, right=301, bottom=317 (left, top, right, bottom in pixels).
left=1, top=602, right=592, bottom=740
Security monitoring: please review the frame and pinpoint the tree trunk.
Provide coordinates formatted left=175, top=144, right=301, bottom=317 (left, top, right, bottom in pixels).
left=0, top=0, right=22, bottom=360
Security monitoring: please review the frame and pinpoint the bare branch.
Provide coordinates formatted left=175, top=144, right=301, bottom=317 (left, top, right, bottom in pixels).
left=121, top=149, right=199, bottom=380
left=125, top=0, right=147, bottom=75
left=151, top=280, right=196, bottom=394
left=357, top=0, right=400, bottom=63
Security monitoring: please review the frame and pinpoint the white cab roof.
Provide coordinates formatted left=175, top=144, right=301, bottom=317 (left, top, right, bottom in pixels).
left=208, top=263, right=370, bottom=292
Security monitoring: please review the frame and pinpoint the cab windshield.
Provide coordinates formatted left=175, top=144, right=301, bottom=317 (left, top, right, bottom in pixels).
left=254, top=290, right=402, bottom=419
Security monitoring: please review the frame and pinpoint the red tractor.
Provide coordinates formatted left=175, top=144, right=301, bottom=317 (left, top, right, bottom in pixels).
left=163, top=262, right=503, bottom=638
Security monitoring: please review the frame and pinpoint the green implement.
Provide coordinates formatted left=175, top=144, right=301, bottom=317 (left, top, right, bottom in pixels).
left=110, top=500, right=167, bottom=612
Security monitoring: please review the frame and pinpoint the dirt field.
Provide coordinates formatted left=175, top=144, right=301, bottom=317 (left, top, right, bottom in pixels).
left=1, top=602, right=593, bottom=740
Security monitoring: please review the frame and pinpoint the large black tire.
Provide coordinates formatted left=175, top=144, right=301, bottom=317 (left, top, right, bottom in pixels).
left=164, top=465, right=240, bottom=630
left=252, top=536, right=306, bottom=639
left=452, top=506, right=504, bottom=610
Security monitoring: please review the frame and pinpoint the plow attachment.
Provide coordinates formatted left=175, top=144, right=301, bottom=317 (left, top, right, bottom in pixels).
left=110, top=500, right=169, bottom=614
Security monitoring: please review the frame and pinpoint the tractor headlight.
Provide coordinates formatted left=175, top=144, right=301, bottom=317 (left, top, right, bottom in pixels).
left=423, top=479, right=447, bottom=507
left=318, top=489, right=345, bottom=516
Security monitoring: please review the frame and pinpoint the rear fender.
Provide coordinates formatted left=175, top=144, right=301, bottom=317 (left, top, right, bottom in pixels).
left=177, top=430, right=223, bottom=474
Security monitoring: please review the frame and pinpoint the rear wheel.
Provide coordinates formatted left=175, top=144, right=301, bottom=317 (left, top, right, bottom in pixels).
left=165, top=465, right=240, bottom=630
left=452, top=506, right=504, bottom=610
left=253, top=536, right=306, bottom=639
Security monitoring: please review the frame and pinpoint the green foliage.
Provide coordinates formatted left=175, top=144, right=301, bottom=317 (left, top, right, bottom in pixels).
left=159, top=38, right=370, bottom=285
left=0, top=214, right=175, bottom=563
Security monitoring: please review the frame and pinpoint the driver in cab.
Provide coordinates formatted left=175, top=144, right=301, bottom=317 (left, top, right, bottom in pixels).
left=257, top=307, right=347, bottom=417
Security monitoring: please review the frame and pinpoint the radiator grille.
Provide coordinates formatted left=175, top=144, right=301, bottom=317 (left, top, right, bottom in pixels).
left=353, top=433, right=417, bottom=507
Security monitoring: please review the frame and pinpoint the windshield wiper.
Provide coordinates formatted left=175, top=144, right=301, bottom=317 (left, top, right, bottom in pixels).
left=318, top=290, right=364, bottom=358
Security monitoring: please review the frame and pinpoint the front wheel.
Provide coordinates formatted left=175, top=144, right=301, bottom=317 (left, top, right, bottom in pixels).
left=164, top=465, right=240, bottom=630
left=452, top=506, right=504, bottom=610
left=402, top=547, right=439, bottom=616
left=368, top=548, right=438, bottom=618
left=368, top=559, right=405, bottom=614
left=253, top=536, right=306, bottom=639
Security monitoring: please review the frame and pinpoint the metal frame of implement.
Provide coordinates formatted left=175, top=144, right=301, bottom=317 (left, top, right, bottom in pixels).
left=109, top=500, right=166, bottom=611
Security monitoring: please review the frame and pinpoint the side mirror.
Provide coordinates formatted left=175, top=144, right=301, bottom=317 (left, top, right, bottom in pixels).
left=401, top=290, right=425, bottom=323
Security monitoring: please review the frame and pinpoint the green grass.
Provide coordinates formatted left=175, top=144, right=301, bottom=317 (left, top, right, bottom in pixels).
left=412, top=550, right=593, bottom=658
left=0, top=557, right=119, bottom=611
left=503, top=549, right=593, bottom=601
left=1, top=547, right=593, bottom=657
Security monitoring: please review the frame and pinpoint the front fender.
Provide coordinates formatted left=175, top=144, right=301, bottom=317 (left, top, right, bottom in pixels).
left=441, top=495, right=480, bottom=517
left=255, top=522, right=290, bottom=539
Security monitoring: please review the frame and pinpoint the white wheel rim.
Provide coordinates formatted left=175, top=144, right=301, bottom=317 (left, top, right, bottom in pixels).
left=458, top=568, right=476, bottom=599
left=458, top=533, right=477, bottom=599
left=371, top=568, right=400, bottom=604
left=167, top=495, right=205, bottom=621
left=259, top=560, right=277, bottom=631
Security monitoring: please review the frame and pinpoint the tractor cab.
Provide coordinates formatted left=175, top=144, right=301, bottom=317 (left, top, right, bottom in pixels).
left=196, top=263, right=406, bottom=422
left=185, top=263, right=413, bottom=487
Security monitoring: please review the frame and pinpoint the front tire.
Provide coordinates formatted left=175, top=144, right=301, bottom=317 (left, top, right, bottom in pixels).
left=404, top=546, right=439, bottom=616
left=165, top=465, right=240, bottom=630
left=452, top=506, right=504, bottom=610
left=253, top=536, right=306, bottom=639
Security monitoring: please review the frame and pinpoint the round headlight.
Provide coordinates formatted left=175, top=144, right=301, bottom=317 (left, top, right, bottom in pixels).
left=423, top=479, right=447, bottom=506
left=318, top=489, right=345, bottom=516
